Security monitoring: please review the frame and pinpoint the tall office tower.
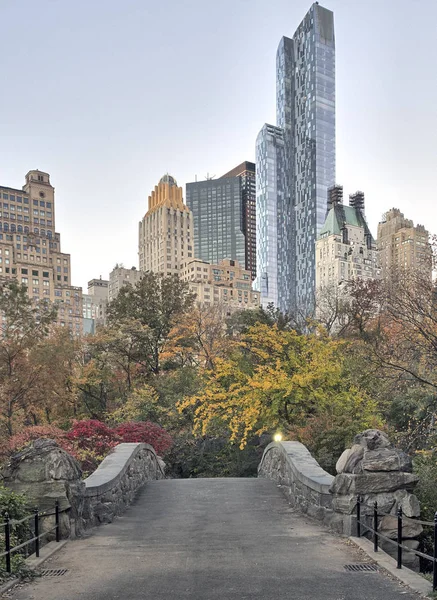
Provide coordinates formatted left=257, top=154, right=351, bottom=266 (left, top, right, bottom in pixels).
left=220, top=162, right=257, bottom=280
left=186, top=166, right=252, bottom=271
left=254, top=124, right=285, bottom=308
left=377, top=209, right=432, bottom=280
left=139, top=175, right=194, bottom=276
left=276, top=3, right=336, bottom=312
left=0, top=170, right=83, bottom=335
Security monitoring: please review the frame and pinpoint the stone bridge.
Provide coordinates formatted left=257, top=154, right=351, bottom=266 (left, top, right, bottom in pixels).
left=4, top=432, right=426, bottom=600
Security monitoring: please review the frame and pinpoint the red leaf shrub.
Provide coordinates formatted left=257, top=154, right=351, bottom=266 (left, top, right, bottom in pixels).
left=114, top=421, right=173, bottom=456
left=66, top=420, right=118, bottom=474
left=4, top=426, right=77, bottom=459
left=0, top=420, right=172, bottom=477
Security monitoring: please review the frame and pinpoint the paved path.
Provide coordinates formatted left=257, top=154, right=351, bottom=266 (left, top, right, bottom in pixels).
left=9, top=479, right=418, bottom=600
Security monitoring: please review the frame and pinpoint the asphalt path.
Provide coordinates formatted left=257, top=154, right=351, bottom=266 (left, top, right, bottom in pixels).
left=9, top=478, right=418, bottom=600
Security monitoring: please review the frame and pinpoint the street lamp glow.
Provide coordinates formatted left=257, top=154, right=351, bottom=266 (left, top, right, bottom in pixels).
left=273, top=433, right=283, bottom=442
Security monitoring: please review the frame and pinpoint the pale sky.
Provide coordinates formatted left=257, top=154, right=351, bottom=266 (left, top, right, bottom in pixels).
left=1, top=0, right=436, bottom=290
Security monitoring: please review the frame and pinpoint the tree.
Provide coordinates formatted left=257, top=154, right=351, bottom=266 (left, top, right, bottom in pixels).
left=179, top=322, right=379, bottom=449
left=106, top=272, right=195, bottom=375
left=166, top=303, right=230, bottom=370
left=0, top=281, right=57, bottom=437
left=342, top=268, right=437, bottom=451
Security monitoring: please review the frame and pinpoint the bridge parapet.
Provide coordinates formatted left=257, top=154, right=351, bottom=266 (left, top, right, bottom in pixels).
left=83, top=443, right=165, bottom=528
left=258, top=441, right=334, bottom=524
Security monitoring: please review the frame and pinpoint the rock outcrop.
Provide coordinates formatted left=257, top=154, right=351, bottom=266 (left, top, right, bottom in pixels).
left=330, top=429, right=421, bottom=568
left=0, top=439, right=85, bottom=538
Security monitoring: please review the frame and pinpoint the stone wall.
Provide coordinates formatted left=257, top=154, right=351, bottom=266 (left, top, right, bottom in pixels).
left=1, top=440, right=165, bottom=538
left=83, top=443, right=165, bottom=528
left=258, top=430, right=422, bottom=565
left=258, top=441, right=334, bottom=524
left=331, top=429, right=421, bottom=567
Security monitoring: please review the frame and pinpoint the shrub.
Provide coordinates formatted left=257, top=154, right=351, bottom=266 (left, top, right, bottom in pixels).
left=67, top=420, right=118, bottom=474
left=114, top=421, right=173, bottom=456
left=0, top=486, right=32, bottom=580
left=1, top=426, right=76, bottom=461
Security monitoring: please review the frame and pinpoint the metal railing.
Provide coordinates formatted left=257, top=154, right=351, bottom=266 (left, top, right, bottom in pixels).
left=355, top=495, right=437, bottom=590
left=0, top=500, right=60, bottom=573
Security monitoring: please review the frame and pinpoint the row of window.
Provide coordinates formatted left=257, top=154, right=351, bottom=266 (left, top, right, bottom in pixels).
left=0, top=223, right=53, bottom=236
left=1, top=193, right=52, bottom=209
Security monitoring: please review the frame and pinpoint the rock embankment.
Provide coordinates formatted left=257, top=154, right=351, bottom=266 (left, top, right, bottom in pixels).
left=331, top=429, right=421, bottom=567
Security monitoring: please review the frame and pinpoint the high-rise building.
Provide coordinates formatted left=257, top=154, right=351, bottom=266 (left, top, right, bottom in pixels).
left=108, top=265, right=142, bottom=302
left=186, top=166, right=252, bottom=273
left=377, top=209, right=432, bottom=279
left=220, top=162, right=257, bottom=280
left=139, top=175, right=194, bottom=276
left=254, top=124, right=285, bottom=308
left=180, top=258, right=259, bottom=313
left=256, top=3, right=335, bottom=314
left=0, top=170, right=83, bottom=335
left=86, top=277, right=109, bottom=327
left=316, top=187, right=380, bottom=291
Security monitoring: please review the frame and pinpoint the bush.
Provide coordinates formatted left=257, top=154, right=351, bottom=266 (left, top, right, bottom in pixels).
left=0, top=486, right=32, bottom=580
left=66, top=420, right=118, bottom=474
left=4, top=426, right=76, bottom=457
left=1, top=420, right=173, bottom=479
left=115, top=421, right=172, bottom=456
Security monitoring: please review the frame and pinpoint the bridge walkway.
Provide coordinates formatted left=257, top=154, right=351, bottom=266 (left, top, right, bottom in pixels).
left=11, top=478, right=416, bottom=600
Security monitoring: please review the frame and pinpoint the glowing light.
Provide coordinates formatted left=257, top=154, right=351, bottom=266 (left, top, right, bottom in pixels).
left=273, top=433, right=283, bottom=442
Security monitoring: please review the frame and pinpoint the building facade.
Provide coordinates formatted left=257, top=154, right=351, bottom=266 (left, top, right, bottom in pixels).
left=85, top=277, right=109, bottom=328
left=180, top=258, right=259, bottom=313
left=139, top=175, right=194, bottom=276
left=316, top=187, right=380, bottom=291
left=108, top=266, right=142, bottom=302
left=264, top=3, right=335, bottom=314
left=377, top=209, right=432, bottom=279
left=220, top=162, right=257, bottom=280
left=254, top=124, right=285, bottom=309
left=0, top=170, right=82, bottom=335
left=186, top=172, right=246, bottom=270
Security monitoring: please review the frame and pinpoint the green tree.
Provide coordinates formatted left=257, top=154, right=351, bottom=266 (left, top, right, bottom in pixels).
left=0, top=281, right=57, bottom=436
left=106, top=272, right=195, bottom=375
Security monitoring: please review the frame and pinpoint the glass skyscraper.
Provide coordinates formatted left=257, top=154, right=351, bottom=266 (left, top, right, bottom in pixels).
left=186, top=162, right=256, bottom=276
left=256, top=3, right=335, bottom=314
left=186, top=176, right=246, bottom=268
left=254, top=125, right=285, bottom=308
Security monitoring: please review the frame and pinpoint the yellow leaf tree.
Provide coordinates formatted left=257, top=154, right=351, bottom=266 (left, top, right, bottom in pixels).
left=179, top=323, right=380, bottom=453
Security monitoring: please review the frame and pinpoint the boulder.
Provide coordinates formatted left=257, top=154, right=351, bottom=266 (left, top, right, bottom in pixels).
left=380, top=515, right=423, bottom=539
left=380, top=539, right=420, bottom=570
left=393, top=491, right=421, bottom=518
left=1, top=439, right=85, bottom=538
left=354, top=430, right=391, bottom=451
left=330, top=471, right=418, bottom=496
left=335, top=449, right=351, bottom=474
left=362, top=448, right=412, bottom=473
left=360, top=493, right=396, bottom=516
left=342, top=445, right=364, bottom=474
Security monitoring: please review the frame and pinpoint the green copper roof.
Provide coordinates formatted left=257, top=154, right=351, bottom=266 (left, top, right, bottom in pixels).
left=318, top=203, right=373, bottom=240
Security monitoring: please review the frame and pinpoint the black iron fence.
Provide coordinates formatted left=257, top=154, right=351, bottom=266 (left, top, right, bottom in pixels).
left=0, top=501, right=60, bottom=573
left=355, top=495, right=437, bottom=590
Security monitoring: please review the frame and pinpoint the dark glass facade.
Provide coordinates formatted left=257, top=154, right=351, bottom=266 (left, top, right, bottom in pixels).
left=186, top=176, right=246, bottom=268
left=221, top=162, right=256, bottom=280
left=186, top=162, right=256, bottom=277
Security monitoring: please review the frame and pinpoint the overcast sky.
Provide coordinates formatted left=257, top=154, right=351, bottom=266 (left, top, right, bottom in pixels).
left=1, top=0, right=436, bottom=289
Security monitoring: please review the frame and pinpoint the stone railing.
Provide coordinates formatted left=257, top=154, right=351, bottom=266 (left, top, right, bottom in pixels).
left=258, top=441, right=334, bottom=524
left=82, top=442, right=165, bottom=528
